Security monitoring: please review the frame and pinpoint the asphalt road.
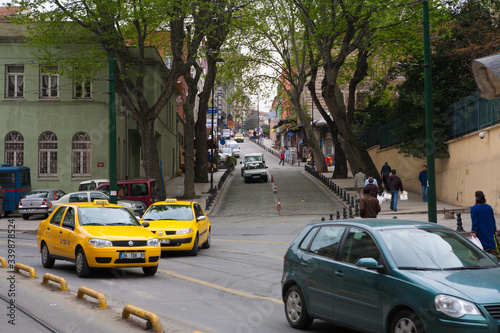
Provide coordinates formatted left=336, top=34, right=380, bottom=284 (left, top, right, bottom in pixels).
left=0, top=141, right=354, bottom=333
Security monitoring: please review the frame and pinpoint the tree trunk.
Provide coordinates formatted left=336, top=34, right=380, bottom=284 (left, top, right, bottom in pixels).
left=332, top=139, right=348, bottom=178
left=182, top=97, right=196, bottom=199
left=322, top=83, right=381, bottom=186
left=136, top=117, right=162, bottom=189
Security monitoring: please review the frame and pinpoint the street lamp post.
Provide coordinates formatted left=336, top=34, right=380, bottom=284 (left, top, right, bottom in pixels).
left=210, top=58, right=225, bottom=192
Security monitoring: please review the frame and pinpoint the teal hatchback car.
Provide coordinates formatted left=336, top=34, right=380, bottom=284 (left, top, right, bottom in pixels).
left=282, top=219, right=500, bottom=332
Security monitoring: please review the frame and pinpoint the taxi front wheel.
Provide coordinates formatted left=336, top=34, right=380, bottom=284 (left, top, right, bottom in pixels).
left=142, top=265, right=158, bottom=276
left=189, top=235, right=199, bottom=256
left=76, top=248, right=91, bottom=278
left=41, top=243, right=55, bottom=268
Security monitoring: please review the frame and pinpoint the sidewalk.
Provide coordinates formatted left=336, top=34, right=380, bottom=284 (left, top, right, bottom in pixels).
left=0, top=169, right=230, bottom=233
left=258, top=137, right=477, bottom=232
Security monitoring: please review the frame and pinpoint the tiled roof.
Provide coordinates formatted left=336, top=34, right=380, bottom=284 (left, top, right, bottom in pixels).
left=0, top=6, right=20, bottom=21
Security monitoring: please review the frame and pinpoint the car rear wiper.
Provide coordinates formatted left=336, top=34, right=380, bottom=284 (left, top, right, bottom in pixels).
left=443, top=266, right=486, bottom=270
left=83, top=223, right=104, bottom=226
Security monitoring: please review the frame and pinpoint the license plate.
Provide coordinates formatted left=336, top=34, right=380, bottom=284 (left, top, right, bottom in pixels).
left=160, top=239, right=171, bottom=244
left=27, top=209, right=38, bottom=212
left=252, top=175, right=260, bottom=178
left=119, top=252, right=145, bottom=259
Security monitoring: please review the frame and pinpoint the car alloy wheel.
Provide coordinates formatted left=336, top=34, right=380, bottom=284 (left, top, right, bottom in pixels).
left=391, top=309, right=424, bottom=333
left=284, top=285, right=312, bottom=329
left=202, top=228, right=211, bottom=249
left=76, top=248, right=91, bottom=278
left=41, top=243, right=55, bottom=268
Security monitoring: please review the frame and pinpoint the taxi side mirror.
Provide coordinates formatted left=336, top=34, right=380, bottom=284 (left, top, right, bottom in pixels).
left=197, top=216, right=206, bottom=222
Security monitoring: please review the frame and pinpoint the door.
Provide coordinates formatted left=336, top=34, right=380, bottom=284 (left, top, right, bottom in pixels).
left=300, top=225, right=346, bottom=320
left=332, top=227, right=384, bottom=332
left=193, top=203, right=208, bottom=243
left=58, top=207, right=77, bottom=260
left=44, top=207, right=66, bottom=256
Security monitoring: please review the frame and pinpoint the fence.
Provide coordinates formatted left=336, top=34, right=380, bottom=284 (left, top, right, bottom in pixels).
left=358, top=92, right=500, bottom=148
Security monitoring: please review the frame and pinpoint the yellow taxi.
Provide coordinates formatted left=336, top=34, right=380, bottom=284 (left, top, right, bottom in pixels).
left=36, top=200, right=161, bottom=277
left=234, top=133, right=244, bottom=143
left=140, top=199, right=211, bottom=256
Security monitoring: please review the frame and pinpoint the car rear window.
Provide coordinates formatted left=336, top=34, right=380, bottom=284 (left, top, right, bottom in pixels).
left=25, top=191, right=49, bottom=199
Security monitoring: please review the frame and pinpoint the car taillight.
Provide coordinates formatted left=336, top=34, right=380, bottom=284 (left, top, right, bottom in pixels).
left=19, top=199, right=23, bottom=207
left=49, top=202, right=52, bottom=208
left=42, top=199, right=48, bottom=206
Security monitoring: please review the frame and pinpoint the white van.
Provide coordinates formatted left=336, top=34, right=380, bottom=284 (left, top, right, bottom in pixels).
left=78, top=179, right=109, bottom=191
left=240, top=153, right=265, bottom=176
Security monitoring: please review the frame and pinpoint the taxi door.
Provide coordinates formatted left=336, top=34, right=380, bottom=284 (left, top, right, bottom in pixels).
left=193, top=203, right=209, bottom=243
left=58, top=207, right=77, bottom=260
left=43, top=207, right=66, bottom=256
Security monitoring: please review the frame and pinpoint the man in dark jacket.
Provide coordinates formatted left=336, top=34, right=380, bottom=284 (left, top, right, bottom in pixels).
left=365, top=177, right=379, bottom=198
left=380, top=162, right=391, bottom=190
left=386, top=169, right=403, bottom=211
left=359, top=186, right=381, bottom=218
left=418, top=165, right=428, bottom=202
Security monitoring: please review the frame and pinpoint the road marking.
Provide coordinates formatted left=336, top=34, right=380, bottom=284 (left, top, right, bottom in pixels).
left=0, top=240, right=37, bottom=247
left=159, top=269, right=283, bottom=304
left=213, top=239, right=289, bottom=244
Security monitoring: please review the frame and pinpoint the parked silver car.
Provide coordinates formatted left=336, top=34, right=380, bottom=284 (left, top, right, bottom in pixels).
left=48, top=191, right=147, bottom=216
left=19, top=189, right=66, bottom=220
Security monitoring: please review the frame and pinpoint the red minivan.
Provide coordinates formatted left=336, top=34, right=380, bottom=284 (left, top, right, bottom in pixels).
left=96, top=179, right=159, bottom=207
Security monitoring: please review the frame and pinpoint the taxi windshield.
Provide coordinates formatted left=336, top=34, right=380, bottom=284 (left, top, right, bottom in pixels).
left=142, top=204, right=194, bottom=221
left=77, top=207, right=140, bottom=226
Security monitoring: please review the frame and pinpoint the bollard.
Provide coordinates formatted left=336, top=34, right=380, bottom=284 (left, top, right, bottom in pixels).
left=339, top=188, right=343, bottom=197
left=343, top=191, right=347, bottom=202
left=347, top=193, right=350, bottom=202
left=329, top=214, right=333, bottom=220
left=321, top=217, right=325, bottom=221
left=343, top=208, right=347, bottom=219
left=456, top=212, right=465, bottom=232
left=336, top=211, right=340, bottom=220
left=349, top=206, right=353, bottom=219
left=354, top=201, right=359, bottom=217
left=351, top=197, right=354, bottom=206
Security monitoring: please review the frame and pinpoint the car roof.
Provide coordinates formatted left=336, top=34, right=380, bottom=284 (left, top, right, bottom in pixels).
left=307, top=219, right=450, bottom=231
left=151, top=199, right=196, bottom=206
left=244, top=153, right=263, bottom=156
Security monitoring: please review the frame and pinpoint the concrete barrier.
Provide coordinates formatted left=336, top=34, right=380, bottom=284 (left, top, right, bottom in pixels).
left=122, top=304, right=162, bottom=333
left=13, top=263, right=36, bottom=278
left=0, top=257, right=6, bottom=268
left=42, top=273, right=68, bottom=291
left=77, top=286, right=107, bottom=309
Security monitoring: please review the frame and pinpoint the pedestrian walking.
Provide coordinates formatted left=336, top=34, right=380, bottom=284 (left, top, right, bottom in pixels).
left=354, top=168, right=366, bottom=198
left=365, top=177, right=379, bottom=198
left=279, top=150, right=285, bottom=165
left=0, top=185, right=5, bottom=219
left=364, top=174, right=378, bottom=186
left=470, top=191, right=498, bottom=255
left=418, top=165, right=428, bottom=202
left=380, top=162, right=391, bottom=190
left=386, top=169, right=403, bottom=211
left=359, top=186, right=381, bottom=218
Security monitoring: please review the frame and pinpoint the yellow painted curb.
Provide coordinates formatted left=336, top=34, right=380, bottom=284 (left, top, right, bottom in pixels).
left=42, top=273, right=68, bottom=291
left=0, top=257, right=6, bottom=268
left=13, top=263, right=36, bottom=278
left=122, top=304, right=162, bottom=333
left=77, top=286, right=107, bottom=309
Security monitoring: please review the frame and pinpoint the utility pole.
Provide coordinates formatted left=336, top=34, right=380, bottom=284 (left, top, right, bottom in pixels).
left=109, top=55, right=117, bottom=204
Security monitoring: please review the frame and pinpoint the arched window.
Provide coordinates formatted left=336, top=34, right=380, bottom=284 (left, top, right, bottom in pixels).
left=39, top=131, right=58, bottom=176
left=72, top=132, right=91, bottom=177
left=5, top=131, right=24, bottom=166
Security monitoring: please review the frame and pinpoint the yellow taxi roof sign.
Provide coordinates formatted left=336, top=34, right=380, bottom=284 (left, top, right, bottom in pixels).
left=93, top=199, right=109, bottom=206
left=165, top=198, right=177, bottom=203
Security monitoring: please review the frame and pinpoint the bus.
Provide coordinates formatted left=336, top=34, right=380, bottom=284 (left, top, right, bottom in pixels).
left=0, top=165, right=31, bottom=216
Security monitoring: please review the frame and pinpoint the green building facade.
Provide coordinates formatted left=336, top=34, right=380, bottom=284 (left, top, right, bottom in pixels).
left=0, top=20, right=182, bottom=194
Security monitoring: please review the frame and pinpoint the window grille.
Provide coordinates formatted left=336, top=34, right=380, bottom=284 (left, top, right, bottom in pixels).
left=72, top=132, right=91, bottom=176
left=5, top=131, right=24, bottom=166
left=39, top=131, right=58, bottom=176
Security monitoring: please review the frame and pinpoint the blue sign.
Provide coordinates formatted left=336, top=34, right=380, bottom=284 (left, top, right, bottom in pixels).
left=208, top=107, right=218, bottom=114
left=220, top=139, right=226, bottom=145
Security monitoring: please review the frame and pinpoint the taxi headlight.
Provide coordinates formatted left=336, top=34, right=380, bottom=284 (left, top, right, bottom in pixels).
left=147, top=238, right=160, bottom=247
left=89, top=238, right=113, bottom=247
left=435, top=294, right=481, bottom=318
left=176, top=227, right=194, bottom=235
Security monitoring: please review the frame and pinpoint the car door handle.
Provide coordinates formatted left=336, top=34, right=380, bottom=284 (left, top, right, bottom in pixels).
left=335, top=270, right=344, bottom=278
left=300, top=262, right=310, bottom=267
